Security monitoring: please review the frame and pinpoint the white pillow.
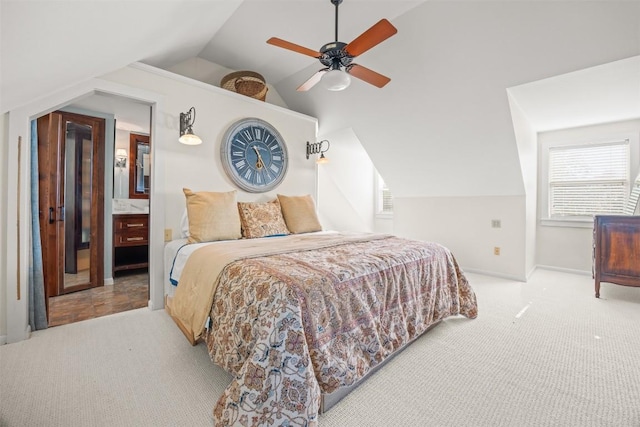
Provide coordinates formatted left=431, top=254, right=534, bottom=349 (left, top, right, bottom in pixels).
left=180, top=209, right=190, bottom=238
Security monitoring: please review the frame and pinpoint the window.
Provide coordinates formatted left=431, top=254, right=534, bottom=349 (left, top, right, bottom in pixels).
left=375, top=172, right=393, bottom=216
left=548, top=139, right=630, bottom=218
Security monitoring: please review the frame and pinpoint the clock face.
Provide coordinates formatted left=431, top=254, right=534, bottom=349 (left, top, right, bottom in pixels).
left=220, top=118, right=288, bottom=193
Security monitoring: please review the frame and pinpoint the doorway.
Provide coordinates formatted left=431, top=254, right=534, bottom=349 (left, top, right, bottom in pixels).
left=4, top=83, right=164, bottom=343
left=37, top=111, right=105, bottom=308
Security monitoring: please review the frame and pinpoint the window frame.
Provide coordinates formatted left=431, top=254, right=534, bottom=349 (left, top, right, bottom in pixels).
left=539, top=133, right=639, bottom=229
left=374, top=171, right=393, bottom=218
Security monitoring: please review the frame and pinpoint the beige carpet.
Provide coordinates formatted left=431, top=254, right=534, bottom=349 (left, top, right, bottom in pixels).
left=1, top=270, right=639, bottom=426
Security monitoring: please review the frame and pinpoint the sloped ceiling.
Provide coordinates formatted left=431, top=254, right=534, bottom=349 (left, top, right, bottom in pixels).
left=0, top=0, right=242, bottom=113
left=0, top=0, right=421, bottom=113
left=277, top=1, right=640, bottom=197
left=508, top=55, right=640, bottom=133
left=2, top=1, right=639, bottom=199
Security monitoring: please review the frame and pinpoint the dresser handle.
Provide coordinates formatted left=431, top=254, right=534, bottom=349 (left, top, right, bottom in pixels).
left=126, top=223, right=144, bottom=227
left=126, top=237, right=144, bottom=242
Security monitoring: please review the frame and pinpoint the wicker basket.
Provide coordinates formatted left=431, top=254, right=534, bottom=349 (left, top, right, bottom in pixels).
left=220, top=71, right=268, bottom=101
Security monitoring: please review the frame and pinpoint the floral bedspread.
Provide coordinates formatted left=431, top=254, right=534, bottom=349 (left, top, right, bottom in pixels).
left=203, top=235, right=478, bottom=426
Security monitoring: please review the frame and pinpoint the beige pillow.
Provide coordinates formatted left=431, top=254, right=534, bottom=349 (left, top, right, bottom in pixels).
left=183, top=188, right=242, bottom=243
left=277, top=194, right=322, bottom=234
left=237, top=199, right=290, bottom=239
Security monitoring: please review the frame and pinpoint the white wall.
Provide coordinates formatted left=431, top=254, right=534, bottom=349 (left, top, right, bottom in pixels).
left=167, top=57, right=289, bottom=110
left=508, top=94, right=539, bottom=278
left=393, top=196, right=527, bottom=280
left=282, top=2, right=640, bottom=200
left=276, top=1, right=640, bottom=280
left=1, top=64, right=317, bottom=343
left=316, top=128, right=376, bottom=233
left=536, top=119, right=640, bottom=273
left=0, top=112, right=6, bottom=342
left=99, top=65, right=318, bottom=237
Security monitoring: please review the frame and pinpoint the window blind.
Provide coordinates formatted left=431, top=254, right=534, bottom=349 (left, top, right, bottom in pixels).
left=377, top=174, right=393, bottom=214
left=549, top=140, right=629, bottom=217
left=381, top=184, right=393, bottom=213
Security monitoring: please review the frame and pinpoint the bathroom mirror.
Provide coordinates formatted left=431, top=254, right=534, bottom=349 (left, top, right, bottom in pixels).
left=129, top=133, right=150, bottom=199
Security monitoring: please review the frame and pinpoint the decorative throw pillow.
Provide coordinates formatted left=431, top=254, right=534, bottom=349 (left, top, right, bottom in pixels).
left=277, top=194, right=322, bottom=234
left=183, top=188, right=242, bottom=243
left=237, top=199, right=290, bottom=238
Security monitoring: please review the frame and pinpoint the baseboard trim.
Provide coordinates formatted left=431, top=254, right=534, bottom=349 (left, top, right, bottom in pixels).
left=104, top=278, right=114, bottom=286
left=535, top=265, right=591, bottom=277
left=462, top=267, right=526, bottom=282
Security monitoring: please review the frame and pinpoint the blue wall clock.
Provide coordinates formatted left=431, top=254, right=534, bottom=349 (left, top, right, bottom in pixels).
left=220, top=118, right=289, bottom=193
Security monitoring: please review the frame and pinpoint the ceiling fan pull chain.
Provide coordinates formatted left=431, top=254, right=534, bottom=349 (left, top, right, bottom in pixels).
left=333, top=0, right=341, bottom=42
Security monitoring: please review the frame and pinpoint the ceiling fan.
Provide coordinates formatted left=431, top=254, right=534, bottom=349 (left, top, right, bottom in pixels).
left=267, top=0, right=397, bottom=92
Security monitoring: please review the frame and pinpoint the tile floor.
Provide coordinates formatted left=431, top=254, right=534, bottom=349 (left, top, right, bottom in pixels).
left=48, top=270, right=149, bottom=327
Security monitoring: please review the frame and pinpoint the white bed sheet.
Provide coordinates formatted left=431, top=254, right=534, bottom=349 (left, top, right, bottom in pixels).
left=163, top=232, right=335, bottom=298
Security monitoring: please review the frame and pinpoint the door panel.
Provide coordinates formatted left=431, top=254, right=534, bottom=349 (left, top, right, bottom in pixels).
left=37, top=112, right=105, bottom=301
left=37, top=114, right=65, bottom=301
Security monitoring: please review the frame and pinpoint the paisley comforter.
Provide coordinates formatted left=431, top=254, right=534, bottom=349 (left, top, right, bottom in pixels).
left=187, top=233, right=478, bottom=426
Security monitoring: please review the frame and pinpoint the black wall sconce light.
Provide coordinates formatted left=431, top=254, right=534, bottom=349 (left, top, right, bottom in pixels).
left=306, top=140, right=330, bottom=164
left=179, top=107, right=202, bottom=145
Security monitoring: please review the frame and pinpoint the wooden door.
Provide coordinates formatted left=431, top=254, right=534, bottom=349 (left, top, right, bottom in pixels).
left=37, top=112, right=105, bottom=300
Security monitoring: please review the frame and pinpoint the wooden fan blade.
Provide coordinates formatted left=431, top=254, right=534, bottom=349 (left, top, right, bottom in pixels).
left=267, top=37, right=322, bottom=58
left=344, top=19, right=398, bottom=57
left=347, top=64, right=391, bottom=88
left=297, top=69, right=328, bottom=92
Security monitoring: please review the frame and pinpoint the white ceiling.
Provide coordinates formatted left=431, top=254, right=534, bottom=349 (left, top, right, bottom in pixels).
left=0, top=0, right=423, bottom=114
left=508, top=56, right=640, bottom=133
left=187, top=0, right=423, bottom=88
left=2, top=0, right=637, bottom=130
left=2, top=1, right=639, bottom=199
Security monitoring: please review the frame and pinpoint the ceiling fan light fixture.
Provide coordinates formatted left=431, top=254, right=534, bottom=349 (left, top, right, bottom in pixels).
left=321, top=69, right=351, bottom=91
left=266, top=0, right=397, bottom=92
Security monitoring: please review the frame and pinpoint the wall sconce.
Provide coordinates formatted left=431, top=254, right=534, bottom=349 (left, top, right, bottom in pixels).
left=179, top=106, right=202, bottom=145
left=115, top=148, right=128, bottom=168
left=306, top=140, right=330, bottom=164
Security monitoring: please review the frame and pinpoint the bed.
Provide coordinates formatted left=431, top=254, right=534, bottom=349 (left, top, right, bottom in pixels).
left=164, top=191, right=478, bottom=426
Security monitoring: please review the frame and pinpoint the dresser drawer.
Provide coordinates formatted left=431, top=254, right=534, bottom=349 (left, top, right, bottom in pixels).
left=114, top=230, right=148, bottom=246
left=113, top=214, right=149, bottom=247
left=114, top=214, right=148, bottom=232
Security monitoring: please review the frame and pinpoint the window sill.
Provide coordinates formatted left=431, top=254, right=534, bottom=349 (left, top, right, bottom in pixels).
left=540, top=217, right=594, bottom=229
left=376, top=213, right=394, bottom=220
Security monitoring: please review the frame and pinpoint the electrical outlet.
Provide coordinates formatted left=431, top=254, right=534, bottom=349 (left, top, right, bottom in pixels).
left=491, top=219, right=501, bottom=228
left=164, top=228, right=172, bottom=242
left=494, top=247, right=501, bottom=256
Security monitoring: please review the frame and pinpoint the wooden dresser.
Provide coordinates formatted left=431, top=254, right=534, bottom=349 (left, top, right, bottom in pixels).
left=593, top=215, right=640, bottom=298
left=113, top=213, right=149, bottom=275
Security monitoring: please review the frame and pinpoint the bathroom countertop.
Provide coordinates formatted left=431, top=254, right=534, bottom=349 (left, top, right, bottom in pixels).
left=113, top=210, right=149, bottom=215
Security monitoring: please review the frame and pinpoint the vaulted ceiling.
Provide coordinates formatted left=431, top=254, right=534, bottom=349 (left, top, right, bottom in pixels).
left=2, top=1, right=639, bottom=198
left=0, top=0, right=422, bottom=113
